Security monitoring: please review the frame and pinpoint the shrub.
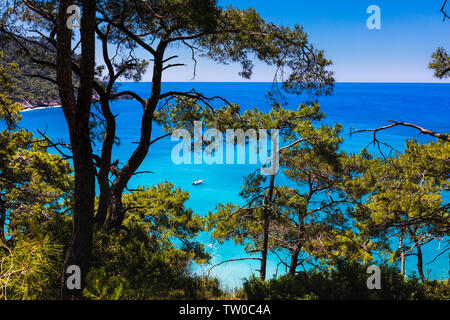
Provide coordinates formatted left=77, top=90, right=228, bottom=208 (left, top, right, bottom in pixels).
left=0, top=235, right=62, bottom=300
left=242, top=261, right=448, bottom=300
left=83, top=227, right=222, bottom=300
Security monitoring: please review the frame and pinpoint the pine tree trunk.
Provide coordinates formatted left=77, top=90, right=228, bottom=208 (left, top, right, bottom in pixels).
left=57, top=0, right=97, bottom=299
left=399, top=232, right=405, bottom=276
left=105, top=189, right=125, bottom=230
left=104, top=47, right=165, bottom=230
left=448, top=245, right=450, bottom=287
left=94, top=97, right=116, bottom=226
left=416, top=240, right=426, bottom=282
left=0, top=197, right=6, bottom=247
left=288, top=244, right=301, bottom=276
left=60, top=143, right=95, bottom=299
left=259, top=214, right=270, bottom=281
left=260, top=174, right=276, bottom=281
left=409, top=229, right=426, bottom=282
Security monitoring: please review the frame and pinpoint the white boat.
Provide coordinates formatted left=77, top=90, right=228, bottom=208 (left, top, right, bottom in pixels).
left=192, top=179, right=204, bottom=185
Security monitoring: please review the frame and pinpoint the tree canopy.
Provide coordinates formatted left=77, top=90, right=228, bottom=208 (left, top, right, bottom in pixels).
left=0, top=0, right=448, bottom=301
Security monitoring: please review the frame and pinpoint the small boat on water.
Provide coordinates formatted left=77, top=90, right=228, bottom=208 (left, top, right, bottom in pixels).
left=192, top=179, right=204, bottom=185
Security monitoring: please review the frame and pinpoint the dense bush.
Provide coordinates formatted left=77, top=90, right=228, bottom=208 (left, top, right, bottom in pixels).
left=83, top=226, right=222, bottom=300
left=242, top=261, right=449, bottom=300
left=0, top=37, right=60, bottom=105
left=0, top=235, right=63, bottom=300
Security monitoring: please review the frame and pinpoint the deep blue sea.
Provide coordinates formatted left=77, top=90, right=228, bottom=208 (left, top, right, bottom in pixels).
left=20, top=83, right=450, bottom=289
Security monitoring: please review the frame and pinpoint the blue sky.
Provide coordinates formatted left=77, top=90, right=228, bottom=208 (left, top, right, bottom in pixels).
left=152, top=0, right=450, bottom=83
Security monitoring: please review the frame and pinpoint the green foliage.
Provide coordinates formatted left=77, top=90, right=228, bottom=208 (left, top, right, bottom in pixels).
left=84, top=224, right=221, bottom=300
left=83, top=274, right=125, bottom=300
left=0, top=2, right=448, bottom=301
left=94, top=1, right=334, bottom=96
left=429, top=47, right=450, bottom=79
left=0, top=38, right=59, bottom=106
left=0, top=50, right=72, bottom=250
left=347, top=140, right=450, bottom=278
left=122, top=182, right=210, bottom=264
left=83, top=182, right=219, bottom=300
left=0, top=50, right=23, bottom=128
left=206, top=102, right=375, bottom=275
left=274, top=125, right=379, bottom=266
left=1, top=0, right=337, bottom=298
left=197, top=6, right=334, bottom=95
left=0, top=235, right=63, bottom=300
left=0, top=107, right=73, bottom=242
left=0, top=49, right=71, bottom=300
left=242, top=261, right=450, bottom=300
left=422, top=280, right=450, bottom=300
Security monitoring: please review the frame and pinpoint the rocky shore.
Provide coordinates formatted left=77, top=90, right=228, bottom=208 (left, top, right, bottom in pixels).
left=18, top=93, right=135, bottom=111
left=18, top=99, right=61, bottom=111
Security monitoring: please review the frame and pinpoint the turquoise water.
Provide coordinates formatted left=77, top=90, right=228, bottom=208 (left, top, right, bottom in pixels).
left=20, top=83, right=450, bottom=288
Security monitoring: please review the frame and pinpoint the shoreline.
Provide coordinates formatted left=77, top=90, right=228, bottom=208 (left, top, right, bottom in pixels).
left=21, top=105, right=62, bottom=112
left=18, top=94, right=134, bottom=113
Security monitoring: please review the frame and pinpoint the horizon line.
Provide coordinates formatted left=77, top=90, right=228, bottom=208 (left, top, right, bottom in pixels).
left=119, top=81, right=450, bottom=84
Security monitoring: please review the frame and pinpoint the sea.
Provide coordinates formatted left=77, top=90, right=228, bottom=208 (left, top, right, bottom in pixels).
left=20, top=82, right=450, bottom=289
